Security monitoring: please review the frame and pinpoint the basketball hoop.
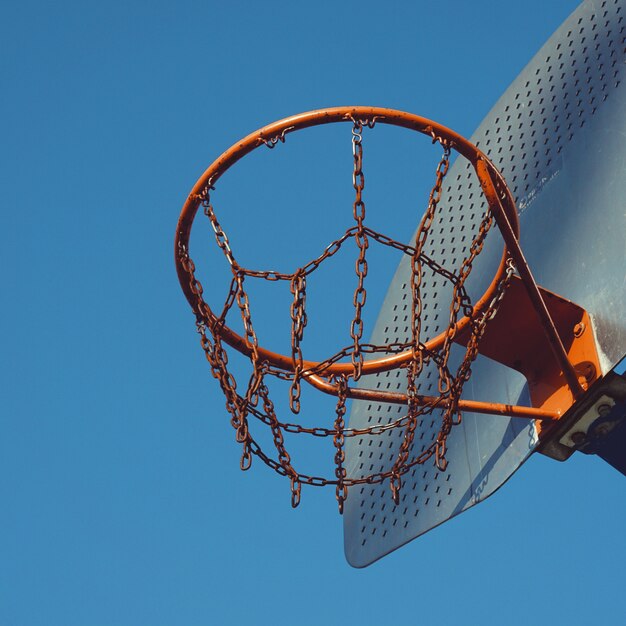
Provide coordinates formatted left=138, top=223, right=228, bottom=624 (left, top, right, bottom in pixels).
left=175, top=106, right=598, bottom=512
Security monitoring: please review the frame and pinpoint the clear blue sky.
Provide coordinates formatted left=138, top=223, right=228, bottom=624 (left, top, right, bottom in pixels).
left=1, top=1, right=624, bottom=625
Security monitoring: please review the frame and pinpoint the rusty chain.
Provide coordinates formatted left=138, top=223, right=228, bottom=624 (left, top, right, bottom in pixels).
left=179, top=122, right=514, bottom=513
left=389, top=145, right=451, bottom=497
left=333, top=375, right=348, bottom=513
left=289, top=270, right=307, bottom=413
left=350, top=121, right=369, bottom=381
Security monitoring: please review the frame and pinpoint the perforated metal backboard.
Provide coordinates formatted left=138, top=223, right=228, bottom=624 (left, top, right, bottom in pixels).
left=344, top=0, right=626, bottom=567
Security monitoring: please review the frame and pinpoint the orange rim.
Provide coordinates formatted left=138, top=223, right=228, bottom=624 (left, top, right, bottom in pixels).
left=175, top=106, right=519, bottom=377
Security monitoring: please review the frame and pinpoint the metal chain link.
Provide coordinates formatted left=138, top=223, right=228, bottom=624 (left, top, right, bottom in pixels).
left=350, top=121, right=369, bottom=381
left=432, top=201, right=499, bottom=470
left=387, top=143, right=450, bottom=500
left=289, top=270, right=307, bottom=413
left=257, top=376, right=301, bottom=507
left=333, top=375, right=348, bottom=513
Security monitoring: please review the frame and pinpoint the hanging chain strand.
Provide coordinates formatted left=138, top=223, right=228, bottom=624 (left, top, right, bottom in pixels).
left=389, top=142, right=450, bottom=501
left=350, top=121, right=369, bottom=381
left=434, top=194, right=498, bottom=470
left=333, top=375, right=349, bottom=514
left=179, top=243, right=254, bottom=472
left=179, top=120, right=515, bottom=510
left=289, top=269, right=307, bottom=413
left=257, top=376, right=301, bottom=507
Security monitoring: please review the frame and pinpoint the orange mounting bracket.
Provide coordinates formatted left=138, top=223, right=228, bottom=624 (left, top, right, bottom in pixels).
left=455, top=274, right=602, bottom=439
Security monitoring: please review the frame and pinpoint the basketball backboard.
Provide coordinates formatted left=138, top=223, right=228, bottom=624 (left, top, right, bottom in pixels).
left=343, top=0, right=626, bottom=567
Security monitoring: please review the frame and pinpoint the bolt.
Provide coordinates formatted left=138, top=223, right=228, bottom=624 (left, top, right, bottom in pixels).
left=573, top=322, right=585, bottom=338
left=584, top=363, right=596, bottom=382
left=592, top=422, right=614, bottom=437
left=597, top=403, right=612, bottom=417
left=570, top=431, right=587, bottom=445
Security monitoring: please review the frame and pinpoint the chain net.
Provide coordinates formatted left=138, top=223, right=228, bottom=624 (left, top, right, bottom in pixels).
left=178, top=118, right=513, bottom=513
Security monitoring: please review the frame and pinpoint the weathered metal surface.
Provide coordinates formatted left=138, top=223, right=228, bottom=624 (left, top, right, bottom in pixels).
left=344, top=0, right=626, bottom=567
